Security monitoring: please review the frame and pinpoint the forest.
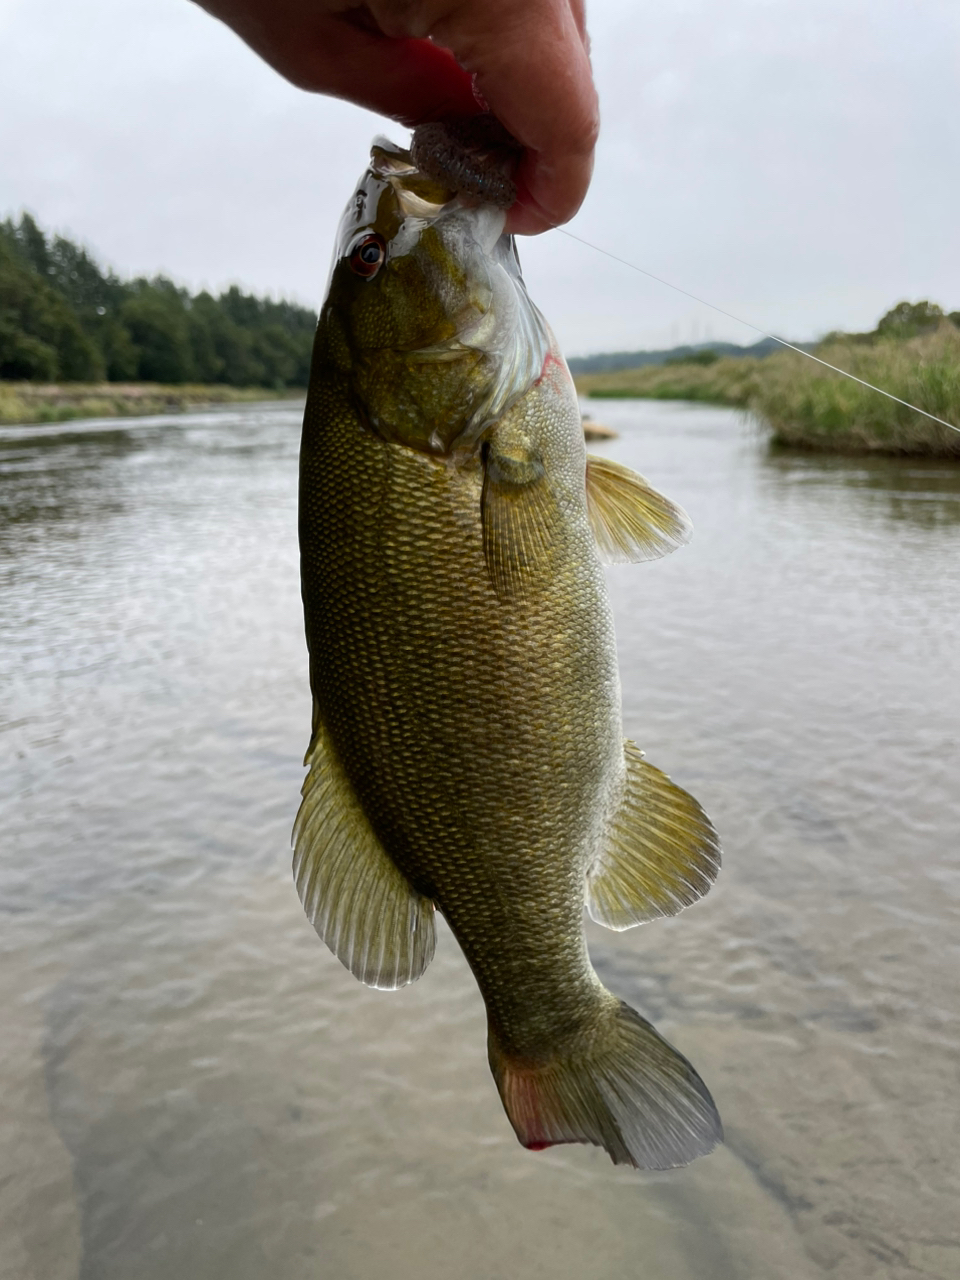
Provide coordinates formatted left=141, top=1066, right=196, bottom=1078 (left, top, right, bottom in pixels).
left=0, top=213, right=316, bottom=388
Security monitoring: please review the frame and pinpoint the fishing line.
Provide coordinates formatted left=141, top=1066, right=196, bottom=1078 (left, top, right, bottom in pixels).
left=408, top=117, right=958, bottom=436
left=557, top=228, right=960, bottom=436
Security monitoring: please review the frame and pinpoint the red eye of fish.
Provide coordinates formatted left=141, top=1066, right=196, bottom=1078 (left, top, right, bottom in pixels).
left=349, top=234, right=386, bottom=279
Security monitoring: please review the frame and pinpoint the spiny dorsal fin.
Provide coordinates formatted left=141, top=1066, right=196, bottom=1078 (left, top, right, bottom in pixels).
left=585, top=454, right=692, bottom=562
left=587, top=741, right=721, bottom=930
left=481, top=438, right=558, bottom=602
left=292, top=709, right=436, bottom=989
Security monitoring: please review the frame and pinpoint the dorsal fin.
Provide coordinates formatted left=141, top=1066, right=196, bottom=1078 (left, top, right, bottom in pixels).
left=585, top=454, right=692, bottom=562
left=292, top=708, right=436, bottom=989
left=587, top=741, right=721, bottom=930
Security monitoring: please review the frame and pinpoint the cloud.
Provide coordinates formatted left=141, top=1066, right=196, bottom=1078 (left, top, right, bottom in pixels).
left=2, top=0, right=958, bottom=353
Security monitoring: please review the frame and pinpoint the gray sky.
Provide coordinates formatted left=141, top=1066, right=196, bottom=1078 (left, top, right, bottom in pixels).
left=1, top=0, right=957, bottom=354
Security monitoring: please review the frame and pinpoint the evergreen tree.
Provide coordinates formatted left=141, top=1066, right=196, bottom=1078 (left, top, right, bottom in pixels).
left=0, top=234, right=104, bottom=380
left=0, top=211, right=317, bottom=387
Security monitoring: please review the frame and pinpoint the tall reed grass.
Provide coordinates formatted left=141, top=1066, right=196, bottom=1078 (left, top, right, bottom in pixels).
left=575, top=326, right=960, bottom=457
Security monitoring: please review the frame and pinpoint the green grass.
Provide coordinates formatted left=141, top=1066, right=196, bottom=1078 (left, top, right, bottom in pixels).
left=579, top=357, right=764, bottom=407
left=575, top=326, right=960, bottom=458
left=0, top=382, right=304, bottom=426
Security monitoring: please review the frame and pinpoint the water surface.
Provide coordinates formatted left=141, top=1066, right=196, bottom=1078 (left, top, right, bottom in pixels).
left=2, top=399, right=958, bottom=1279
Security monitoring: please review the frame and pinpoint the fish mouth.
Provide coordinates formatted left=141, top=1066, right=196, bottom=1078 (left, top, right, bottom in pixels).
left=368, top=137, right=508, bottom=255
left=366, top=138, right=551, bottom=451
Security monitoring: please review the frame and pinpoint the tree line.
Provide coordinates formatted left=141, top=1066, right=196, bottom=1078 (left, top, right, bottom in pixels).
left=0, top=213, right=317, bottom=387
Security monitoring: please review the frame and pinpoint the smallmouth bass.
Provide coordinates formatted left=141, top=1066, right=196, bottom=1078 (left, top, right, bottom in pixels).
left=295, top=132, right=722, bottom=1168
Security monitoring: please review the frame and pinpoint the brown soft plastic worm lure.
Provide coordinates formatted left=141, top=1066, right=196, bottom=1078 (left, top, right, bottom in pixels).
left=410, top=114, right=522, bottom=208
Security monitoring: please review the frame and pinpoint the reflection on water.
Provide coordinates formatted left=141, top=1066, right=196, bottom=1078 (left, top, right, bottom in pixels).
left=762, top=441, right=960, bottom=530
left=2, top=400, right=958, bottom=1280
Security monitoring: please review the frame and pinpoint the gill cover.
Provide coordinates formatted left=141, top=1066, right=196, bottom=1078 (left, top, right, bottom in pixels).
left=327, top=138, right=549, bottom=457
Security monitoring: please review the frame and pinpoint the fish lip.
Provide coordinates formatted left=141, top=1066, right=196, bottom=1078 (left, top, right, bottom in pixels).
left=368, top=134, right=509, bottom=249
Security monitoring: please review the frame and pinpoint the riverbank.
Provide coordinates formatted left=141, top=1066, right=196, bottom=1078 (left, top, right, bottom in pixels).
left=575, top=326, right=960, bottom=457
left=0, top=381, right=305, bottom=426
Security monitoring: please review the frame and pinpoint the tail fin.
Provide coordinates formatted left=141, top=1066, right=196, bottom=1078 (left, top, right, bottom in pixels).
left=489, top=1000, right=721, bottom=1169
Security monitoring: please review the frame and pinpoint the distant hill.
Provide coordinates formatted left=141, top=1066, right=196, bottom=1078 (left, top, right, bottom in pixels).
left=567, top=337, right=814, bottom=375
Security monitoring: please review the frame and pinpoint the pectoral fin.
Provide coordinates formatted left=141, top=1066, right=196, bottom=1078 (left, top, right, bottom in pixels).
left=292, top=708, right=436, bottom=989
left=585, top=455, right=692, bottom=562
left=587, top=741, right=721, bottom=930
left=481, top=438, right=557, bottom=602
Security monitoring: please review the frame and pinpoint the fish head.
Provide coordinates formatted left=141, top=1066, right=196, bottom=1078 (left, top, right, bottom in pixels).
left=319, top=138, right=549, bottom=457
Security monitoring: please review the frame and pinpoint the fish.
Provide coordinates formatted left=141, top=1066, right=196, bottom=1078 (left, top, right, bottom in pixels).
left=294, top=129, right=723, bottom=1169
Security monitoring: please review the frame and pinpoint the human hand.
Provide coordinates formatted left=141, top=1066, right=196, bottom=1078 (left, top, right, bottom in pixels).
left=194, top=0, right=598, bottom=234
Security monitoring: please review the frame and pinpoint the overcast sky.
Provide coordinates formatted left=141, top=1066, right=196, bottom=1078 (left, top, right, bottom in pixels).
left=1, top=0, right=957, bottom=354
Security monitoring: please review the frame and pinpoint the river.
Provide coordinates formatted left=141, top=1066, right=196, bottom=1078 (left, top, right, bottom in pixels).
left=1, top=398, right=958, bottom=1279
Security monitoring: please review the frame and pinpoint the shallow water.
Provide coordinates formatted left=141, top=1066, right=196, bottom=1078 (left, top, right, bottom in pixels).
left=2, top=399, right=958, bottom=1280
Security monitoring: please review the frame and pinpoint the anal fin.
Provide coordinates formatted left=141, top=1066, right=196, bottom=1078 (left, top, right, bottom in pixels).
left=585, top=454, right=692, bottom=562
left=292, top=708, right=436, bottom=989
left=588, top=741, right=721, bottom=930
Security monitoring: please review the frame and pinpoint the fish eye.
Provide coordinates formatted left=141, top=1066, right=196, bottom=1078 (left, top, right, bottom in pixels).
left=349, top=233, right=386, bottom=279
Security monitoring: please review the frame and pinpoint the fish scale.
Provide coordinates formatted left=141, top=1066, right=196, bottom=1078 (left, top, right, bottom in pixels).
left=294, top=135, right=724, bottom=1167
left=302, top=372, right=608, bottom=1020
